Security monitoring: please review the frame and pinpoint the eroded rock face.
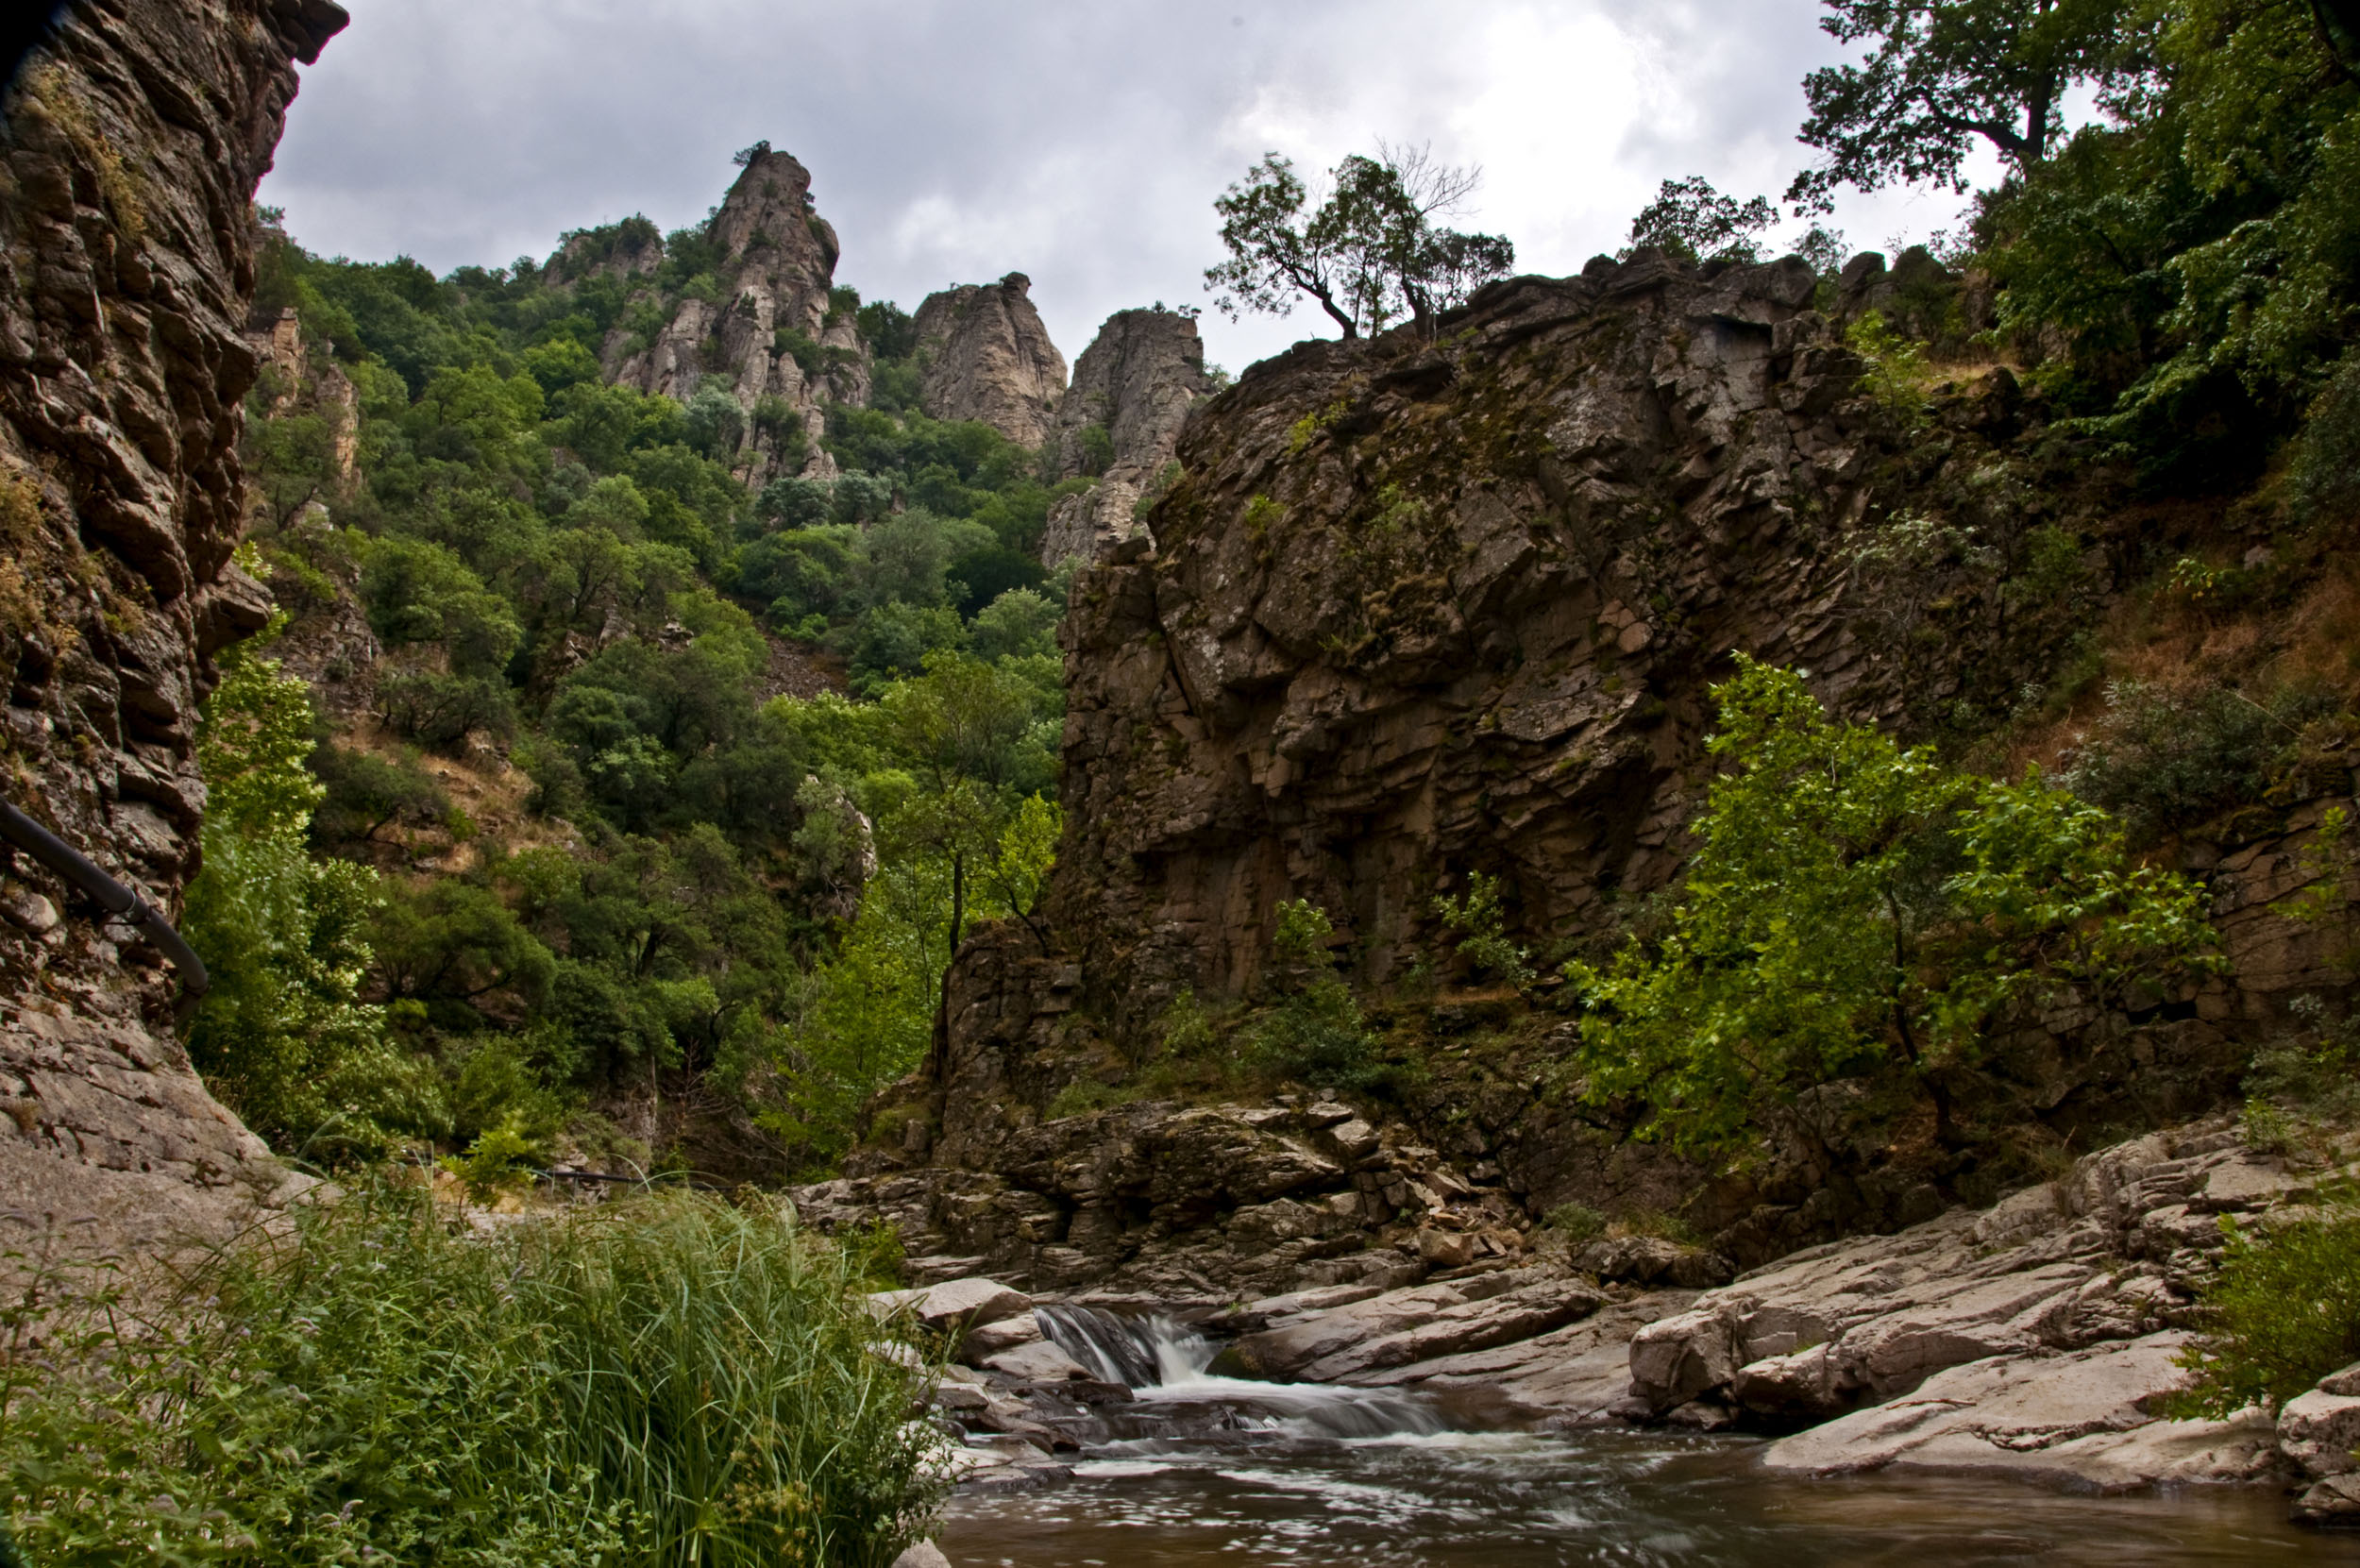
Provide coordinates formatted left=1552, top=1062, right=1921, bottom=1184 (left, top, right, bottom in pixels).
left=1047, top=256, right=1892, bottom=1012
left=0, top=0, right=345, bottom=1262
left=1040, top=307, right=1214, bottom=564
left=604, top=147, right=865, bottom=484
left=913, top=273, right=1066, bottom=447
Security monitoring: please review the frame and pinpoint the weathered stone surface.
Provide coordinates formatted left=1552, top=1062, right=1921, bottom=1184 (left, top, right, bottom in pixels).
left=1759, top=1336, right=2284, bottom=1490
left=913, top=273, right=1065, bottom=447
left=604, top=147, right=863, bottom=485
left=982, top=1338, right=1092, bottom=1382
left=1041, top=306, right=1214, bottom=564
left=2293, top=1474, right=2360, bottom=1527
left=1576, top=1236, right=1734, bottom=1290
left=0, top=0, right=345, bottom=1273
left=870, top=1276, right=1031, bottom=1334
left=1627, top=1120, right=2306, bottom=1421
left=1211, top=1265, right=1600, bottom=1383
left=961, top=1310, right=1044, bottom=1360
left=890, top=1543, right=953, bottom=1568
left=2280, top=1366, right=2360, bottom=1479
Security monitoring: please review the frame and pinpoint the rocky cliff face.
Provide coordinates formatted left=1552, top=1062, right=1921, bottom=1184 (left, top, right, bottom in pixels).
left=0, top=0, right=346, bottom=1260
left=1040, top=306, right=1214, bottom=565
left=912, top=272, right=1066, bottom=447
left=839, top=250, right=2355, bottom=1294
left=604, top=147, right=866, bottom=484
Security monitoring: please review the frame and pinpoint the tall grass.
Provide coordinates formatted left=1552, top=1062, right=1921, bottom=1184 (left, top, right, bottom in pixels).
left=0, top=1185, right=941, bottom=1566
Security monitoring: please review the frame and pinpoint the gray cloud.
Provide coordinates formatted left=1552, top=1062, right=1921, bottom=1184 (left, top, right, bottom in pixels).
left=263, top=0, right=1981, bottom=373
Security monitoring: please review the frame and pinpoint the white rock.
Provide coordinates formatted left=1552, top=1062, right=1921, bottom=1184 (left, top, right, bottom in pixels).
left=983, top=1338, right=1093, bottom=1382
left=1761, top=1335, right=2282, bottom=1489
left=891, top=1543, right=952, bottom=1568
left=2279, top=1368, right=2360, bottom=1479
left=869, top=1276, right=1031, bottom=1334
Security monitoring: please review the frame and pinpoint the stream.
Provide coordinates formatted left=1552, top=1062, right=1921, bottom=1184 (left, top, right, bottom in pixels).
left=935, top=1310, right=2360, bottom=1567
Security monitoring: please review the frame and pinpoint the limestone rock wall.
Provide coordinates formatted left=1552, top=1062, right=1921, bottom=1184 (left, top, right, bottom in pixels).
left=0, top=0, right=346, bottom=1257
left=604, top=147, right=866, bottom=486
left=912, top=272, right=1066, bottom=447
left=1040, top=306, right=1214, bottom=565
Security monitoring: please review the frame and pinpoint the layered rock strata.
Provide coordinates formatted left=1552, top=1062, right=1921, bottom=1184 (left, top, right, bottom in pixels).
left=604, top=147, right=865, bottom=484
left=911, top=272, right=1066, bottom=447
left=1040, top=306, right=1214, bottom=564
left=0, top=0, right=345, bottom=1263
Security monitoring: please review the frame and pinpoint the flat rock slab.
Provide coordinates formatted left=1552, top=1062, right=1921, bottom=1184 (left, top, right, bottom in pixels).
left=871, top=1276, right=1031, bottom=1334
left=982, top=1339, right=1093, bottom=1382
left=1761, top=1334, right=2284, bottom=1491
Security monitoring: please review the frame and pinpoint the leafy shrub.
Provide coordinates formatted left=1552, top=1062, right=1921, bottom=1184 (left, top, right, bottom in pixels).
left=439, top=1110, right=546, bottom=1203
left=1249, top=900, right=1380, bottom=1090
left=1074, top=422, right=1114, bottom=477
left=1844, top=311, right=1931, bottom=418
left=1544, top=1203, right=1607, bottom=1243
left=377, top=669, right=518, bottom=752
left=0, top=1184, right=945, bottom=1565
left=2059, top=680, right=2343, bottom=842
left=2168, top=1209, right=2360, bottom=1417
left=1432, top=870, right=1534, bottom=986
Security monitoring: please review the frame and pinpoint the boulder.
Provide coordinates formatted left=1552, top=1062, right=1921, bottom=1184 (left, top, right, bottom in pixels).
left=892, top=1543, right=953, bottom=1568
left=870, top=1277, right=1031, bottom=1335
left=2293, top=1474, right=2360, bottom=1527
left=1760, top=1335, right=2284, bottom=1489
left=981, top=1339, right=1093, bottom=1383
left=960, top=1310, right=1044, bottom=1363
left=2279, top=1363, right=2360, bottom=1479
left=1576, top=1236, right=1735, bottom=1290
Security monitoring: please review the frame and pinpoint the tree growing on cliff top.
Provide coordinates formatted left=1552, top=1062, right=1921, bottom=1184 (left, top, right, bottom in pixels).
left=1205, top=143, right=1515, bottom=339
left=1565, top=659, right=2217, bottom=1161
left=1787, top=0, right=2136, bottom=211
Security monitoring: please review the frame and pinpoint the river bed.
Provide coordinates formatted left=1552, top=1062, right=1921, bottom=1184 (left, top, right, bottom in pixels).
left=936, top=1311, right=2360, bottom=1566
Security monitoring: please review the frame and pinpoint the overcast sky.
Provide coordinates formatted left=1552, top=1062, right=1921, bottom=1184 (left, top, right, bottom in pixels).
left=260, top=0, right=2006, bottom=375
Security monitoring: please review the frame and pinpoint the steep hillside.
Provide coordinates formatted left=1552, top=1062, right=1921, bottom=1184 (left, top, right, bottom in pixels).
left=0, top=0, right=345, bottom=1260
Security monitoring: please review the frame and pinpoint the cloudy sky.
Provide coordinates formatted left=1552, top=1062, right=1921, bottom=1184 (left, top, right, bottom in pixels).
left=260, top=0, right=2006, bottom=375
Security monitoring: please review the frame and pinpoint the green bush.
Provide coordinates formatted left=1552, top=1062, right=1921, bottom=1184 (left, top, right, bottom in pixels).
left=1543, top=1203, right=1606, bottom=1243
left=1432, top=870, right=1534, bottom=986
left=2059, top=680, right=2342, bottom=842
left=2168, top=1209, right=2360, bottom=1417
left=2287, top=348, right=2360, bottom=527
left=0, top=1184, right=944, bottom=1566
left=1249, top=900, right=1380, bottom=1090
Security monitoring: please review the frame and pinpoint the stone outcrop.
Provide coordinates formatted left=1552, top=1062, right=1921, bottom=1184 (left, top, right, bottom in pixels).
left=0, top=0, right=346, bottom=1265
left=797, top=1087, right=1533, bottom=1295
left=1039, top=306, right=1214, bottom=564
left=912, top=273, right=1065, bottom=447
left=603, top=147, right=865, bottom=484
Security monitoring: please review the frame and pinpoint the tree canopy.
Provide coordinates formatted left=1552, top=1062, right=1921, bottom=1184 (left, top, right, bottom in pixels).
left=1788, top=0, right=2134, bottom=210
left=1566, top=660, right=2217, bottom=1160
left=1205, top=144, right=1515, bottom=339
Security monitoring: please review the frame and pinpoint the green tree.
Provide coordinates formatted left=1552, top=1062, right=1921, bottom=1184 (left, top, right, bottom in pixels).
left=185, top=642, right=432, bottom=1158
left=1205, top=144, right=1515, bottom=339
left=1566, top=659, right=2217, bottom=1158
left=1788, top=0, right=2134, bottom=210
left=1626, top=177, right=1778, bottom=264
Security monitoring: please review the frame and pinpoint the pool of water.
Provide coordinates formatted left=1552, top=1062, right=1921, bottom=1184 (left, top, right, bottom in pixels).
left=939, top=1418, right=2356, bottom=1566
left=937, top=1310, right=2359, bottom=1567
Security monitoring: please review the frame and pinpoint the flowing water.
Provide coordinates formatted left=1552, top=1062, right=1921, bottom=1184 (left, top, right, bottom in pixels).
left=936, top=1309, right=2360, bottom=1567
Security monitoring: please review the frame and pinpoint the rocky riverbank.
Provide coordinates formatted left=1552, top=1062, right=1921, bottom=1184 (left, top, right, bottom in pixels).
left=839, top=1113, right=2360, bottom=1524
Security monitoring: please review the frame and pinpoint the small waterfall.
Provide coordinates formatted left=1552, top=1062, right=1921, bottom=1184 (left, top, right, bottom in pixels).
left=1036, top=1305, right=1211, bottom=1388
left=1035, top=1303, right=1445, bottom=1439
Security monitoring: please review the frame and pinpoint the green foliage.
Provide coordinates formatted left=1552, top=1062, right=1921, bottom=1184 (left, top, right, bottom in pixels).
left=1788, top=0, right=2133, bottom=210
left=186, top=645, right=429, bottom=1161
left=2058, top=679, right=2344, bottom=842
left=1205, top=146, right=1514, bottom=339
left=2167, top=1209, right=2360, bottom=1417
left=0, top=1185, right=944, bottom=1565
left=1247, top=900, right=1380, bottom=1090
left=1566, top=659, right=2219, bottom=1158
left=310, top=741, right=450, bottom=848
left=1543, top=1203, right=1607, bottom=1243
left=2287, top=348, right=2360, bottom=525
left=1625, top=177, right=1777, bottom=264
left=1431, top=870, right=1535, bottom=986
left=439, top=1111, right=546, bottom=1204
left=1845, top=310, right=1932, bottom=417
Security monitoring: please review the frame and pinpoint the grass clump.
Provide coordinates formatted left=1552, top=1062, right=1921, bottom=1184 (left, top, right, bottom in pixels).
left=0, top=1183, right=942, bottom=1566
left=1543, top=1203, right=1606, bottom=1243
left=2168, top=1209, right=2360, bottom=1417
